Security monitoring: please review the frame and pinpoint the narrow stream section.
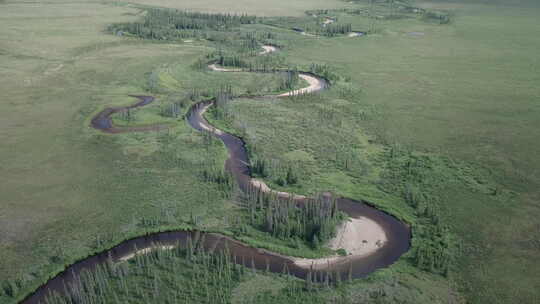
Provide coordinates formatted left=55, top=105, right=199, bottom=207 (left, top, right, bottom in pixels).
left=21, top=46, right=410, bottom=304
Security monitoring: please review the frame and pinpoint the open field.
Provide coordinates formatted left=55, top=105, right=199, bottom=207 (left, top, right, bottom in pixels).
left=1, top=0, right=539, bottom=303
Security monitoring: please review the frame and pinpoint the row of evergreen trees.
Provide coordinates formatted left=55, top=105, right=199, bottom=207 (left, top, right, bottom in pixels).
left=216, top=53, right=249, bottom=68
left=40, top=232, right=367, bottom=304
left=309, top=63, right=340, bottom=82
left=290, top=22, right=353, bottom=37
left=109, top=7, right=357, bottom=42
left=317, top=23, right=353, bottom=37
left=41, top=236, right=246, bottom=304
left=237, top=31, right=277, bottom=54
left=251, top=158, right=299, bottom=187
left=108, top=9, right=287, bottom=71
left=108, top=9, right=257, bottom=40
left=278, top=69, right=300, bottom=91
left=209, top=48, right=286, bottom=72
left=143, top=9, right=257, bottom=30
left=243, top=187, right=344, bottom=248
left=208, top=85, right=234, bottom=121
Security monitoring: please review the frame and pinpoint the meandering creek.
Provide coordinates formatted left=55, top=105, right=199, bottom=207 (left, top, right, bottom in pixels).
left=22, top=46, right=410, bottom=304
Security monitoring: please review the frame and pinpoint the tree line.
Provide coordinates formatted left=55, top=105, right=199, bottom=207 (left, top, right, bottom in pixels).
left=108, top=9, right=257, bottom=40
left=243, top=187, right=345, bottom=248
left=251, top=158, right=300, bottom=188
left=38, top=232, right=371, bottom=304
left=40, top=236, right=245, bottom=304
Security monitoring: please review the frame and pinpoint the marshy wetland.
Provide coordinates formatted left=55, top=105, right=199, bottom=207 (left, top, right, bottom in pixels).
left=1, top=0, right=540, bottom=303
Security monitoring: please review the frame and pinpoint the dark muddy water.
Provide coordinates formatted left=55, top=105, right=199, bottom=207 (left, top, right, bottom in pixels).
left=90, top=95, right=169, bottom=133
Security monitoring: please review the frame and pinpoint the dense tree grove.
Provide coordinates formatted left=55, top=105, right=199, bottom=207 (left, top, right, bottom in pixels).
left=317, top=23, right=353, bottom=37
left=290, top=22, right=353, bottom=37
left=309, top=63, right=341, bottom=82
left=208, top=85, right=234, bottom=121
left=37, top=237, right=362, bottom=304
left=252, top=159, right=269, bottom=178
left=206, top=48, right=289, bottom=72
left=306, top=2, right=451, bottom=25
left=243, top=188, right=344, bottom=248
left=108, top=9, right=257, bottom=40
left=278, top=69, right=300, bottom=91
left=216, top=53, right=249, bottom=68
left=238, top=31, right=277, bottom=53
left=249, top=156, right=305, bottom=189
left=41, top=236, right=246, bottom=304
left=109, top=7, right=358, bottom=44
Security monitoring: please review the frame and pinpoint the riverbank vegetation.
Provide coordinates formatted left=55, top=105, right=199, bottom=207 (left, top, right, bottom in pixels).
left=241, top=189, right=345, bottom=249
left=102, top=0, right=458, bottom=294
left=108, top=9, right=257, bottom=41
left=37, top=242, right=373, bottom=304
left=264, top=0, right=451, bottom=36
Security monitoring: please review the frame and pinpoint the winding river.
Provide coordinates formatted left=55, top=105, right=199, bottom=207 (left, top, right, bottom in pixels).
left=21, top=46, right=410, bottom=304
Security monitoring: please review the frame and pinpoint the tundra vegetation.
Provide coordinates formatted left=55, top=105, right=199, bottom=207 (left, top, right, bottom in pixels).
left=1, top=0, right=540, bottom=303
left=39, top=241, right=370, bottom=304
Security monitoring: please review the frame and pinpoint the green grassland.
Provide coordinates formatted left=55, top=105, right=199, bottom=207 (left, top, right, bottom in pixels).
left=1, top=0, right=539, bottom=303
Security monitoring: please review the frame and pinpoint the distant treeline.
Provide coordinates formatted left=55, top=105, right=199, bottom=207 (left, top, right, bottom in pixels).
left=108, top=9, right=257, bottom=40
left=313, top=23, right=353, bottom=37
left=290, top=22, right=353, bottom=37
left=308, top=2, right=451, bottom=24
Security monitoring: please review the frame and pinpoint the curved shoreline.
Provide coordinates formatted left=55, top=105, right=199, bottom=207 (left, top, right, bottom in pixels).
left=20, top=46, right=410, bottom=303
left=187, top=85, right=407, bottom=270
left=90, top=95, right=170, bottom=133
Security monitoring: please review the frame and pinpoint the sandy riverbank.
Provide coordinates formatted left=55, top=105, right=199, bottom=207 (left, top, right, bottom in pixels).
left=293, top=217, right=387, bottom=269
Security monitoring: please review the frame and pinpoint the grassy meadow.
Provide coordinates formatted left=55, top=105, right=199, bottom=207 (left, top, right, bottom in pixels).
left=1, top=0, right=539, bottom=303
